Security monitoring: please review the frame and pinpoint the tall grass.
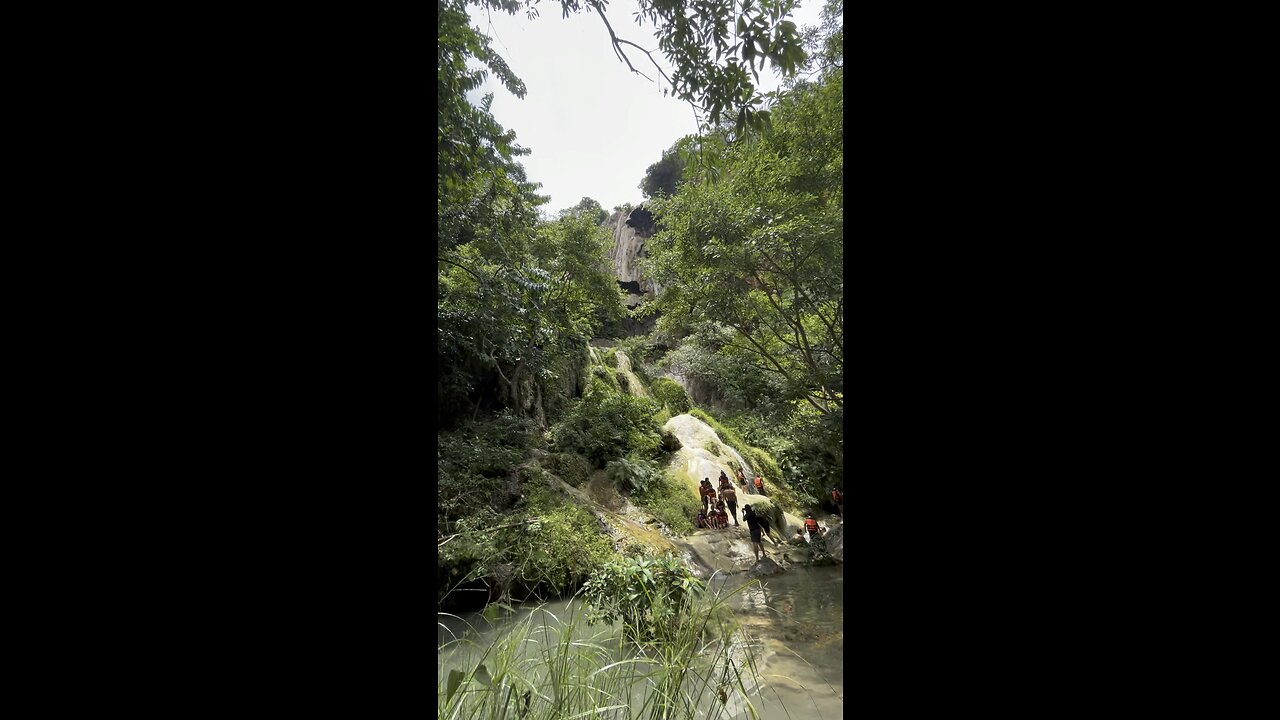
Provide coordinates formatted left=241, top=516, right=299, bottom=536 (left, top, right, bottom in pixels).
left=439, top=577, right=773, bottom=720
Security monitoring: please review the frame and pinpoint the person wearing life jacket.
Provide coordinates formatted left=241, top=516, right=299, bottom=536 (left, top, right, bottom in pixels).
left=699, top=478, right=717, bottom=515
left=695, top=510, right=709, bottom=529
left=830, top=487, right=843, bottom=516
left=803, top=513, right=822, bottom=541
left=713, top=506, right=728, bottom=529
left=754, top=475, right=767, bottom=496
left=718, top=470, right=731, bottom=488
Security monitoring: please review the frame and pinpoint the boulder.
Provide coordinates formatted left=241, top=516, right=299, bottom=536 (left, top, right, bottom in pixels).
left=747, top=555, right=785, bottom=577
left=824, top=523, right=844, bottom=562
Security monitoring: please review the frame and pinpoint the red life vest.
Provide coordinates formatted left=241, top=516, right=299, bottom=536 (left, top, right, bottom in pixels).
left=804, top=518, right=820, bottom=534
left=754, top=477, right=764, bottom=488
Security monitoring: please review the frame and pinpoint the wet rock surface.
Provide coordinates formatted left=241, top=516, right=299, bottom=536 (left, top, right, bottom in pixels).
left=747, top=556, right=785, bottom=577
left=824, top=523, right=844, bottom=562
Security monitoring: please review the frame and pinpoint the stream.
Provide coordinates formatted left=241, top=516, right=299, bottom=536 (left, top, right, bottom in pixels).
left=439, top=566, right=843, bottom=720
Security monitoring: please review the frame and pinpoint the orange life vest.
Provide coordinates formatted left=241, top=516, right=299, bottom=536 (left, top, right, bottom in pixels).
left=754, top=477, right=764, bottom=488
left=804, top=518, right=820, bottom=534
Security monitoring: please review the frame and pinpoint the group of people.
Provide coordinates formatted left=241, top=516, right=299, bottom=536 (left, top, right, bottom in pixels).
left=695, top=471, right=740, bottom=529
left=691, top=469, right=784, bottom=563
left=692, top=468, right=845, bottom=564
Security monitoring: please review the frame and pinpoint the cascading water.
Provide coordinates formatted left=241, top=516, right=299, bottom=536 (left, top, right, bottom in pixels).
left=613, top=350, right=648, bottom=398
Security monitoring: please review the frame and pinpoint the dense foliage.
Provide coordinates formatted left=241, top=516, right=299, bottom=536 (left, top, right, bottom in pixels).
left=436, top=0, right=830, bottom=608
left=582, top=553, right=704, bottom=644
left=550, top=377, right=663, bottom=467
left=640, top=145, right=688, bottom=198
left=649, top=376, right=692, bottom=413
left=638, top=3, right=844, bottom=497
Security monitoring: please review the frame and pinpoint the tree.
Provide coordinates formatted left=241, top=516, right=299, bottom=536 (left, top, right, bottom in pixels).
left=642, top=52, right=843, bottom=419
left=438, top=0, right=809, bottom=429
left=561, top=196, right=608, bottom=224
left=475, top=0, right=805, bottom=136
left=639, top=144, right=688, bottom=198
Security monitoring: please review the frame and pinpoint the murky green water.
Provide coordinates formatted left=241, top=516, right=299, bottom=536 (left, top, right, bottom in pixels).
left=439, top=566, right=843, bottom=720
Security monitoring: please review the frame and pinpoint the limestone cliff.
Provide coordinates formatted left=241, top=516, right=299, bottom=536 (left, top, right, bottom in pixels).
left=601, top=204, right=661, bottom=309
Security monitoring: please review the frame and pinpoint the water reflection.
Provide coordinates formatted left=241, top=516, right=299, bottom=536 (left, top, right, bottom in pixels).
left=438, top=567, right=843, bottom=720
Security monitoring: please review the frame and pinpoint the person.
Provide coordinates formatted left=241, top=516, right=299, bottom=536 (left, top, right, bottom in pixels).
left=720, top=483, right=739, bottom=526
left=695, top=510, right=709, bottom=529
left=740, top=475, right=753, bottom=496
left=754, top=475, right=767, bottom=496
left=718, top=472, right=733, bottom=492
left=803, top=513, right=822, bottom=542
left=742, top=504, right=767, bottom=562
left=830, top=487, right=843, bottom=516
left=713, top=507, right=729, bottom=529
left=699, top=478, right=716, bottom=515
left=791, top=528, right=809, bottom=545
left=736, top=467, right=746, bottom=486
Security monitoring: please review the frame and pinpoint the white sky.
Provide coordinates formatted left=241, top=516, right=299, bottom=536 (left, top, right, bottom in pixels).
left=465, top=0, right=827, bottom=215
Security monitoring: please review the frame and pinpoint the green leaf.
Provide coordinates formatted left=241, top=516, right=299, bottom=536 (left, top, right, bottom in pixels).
left=446, top=669, right=465, bottom=705
left=474, top=663, right=494, bottom=687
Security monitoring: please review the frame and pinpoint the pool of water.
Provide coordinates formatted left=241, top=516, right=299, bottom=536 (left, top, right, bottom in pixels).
left=438, top=566, right=843, bottom=720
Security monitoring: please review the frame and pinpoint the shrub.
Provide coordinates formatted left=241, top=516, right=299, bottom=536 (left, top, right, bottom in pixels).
left=590, top=365, right=618, bottom=389
left=438, top=412, right=539, bottom=524
left=605, top=456, right=663, bottom=494
left=649, top=377, right=691, bottom=413
left=582, top=553, right=703, bottom=645
left=629, top=467, right=698, bottom=535
left=494, top=486, right=616, bottom=599
left=543, top=453, right=591, bottom=487
left=551, top=387, right=662, bottom=467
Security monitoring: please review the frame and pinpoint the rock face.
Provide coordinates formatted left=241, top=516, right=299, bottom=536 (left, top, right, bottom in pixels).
left=824, top=523, right=844, bottom=562
left=601, top=205, right=661, bottom=309
left=661, top=413, right=804, bottom=537
left=747, top=556, right=786, bottom=577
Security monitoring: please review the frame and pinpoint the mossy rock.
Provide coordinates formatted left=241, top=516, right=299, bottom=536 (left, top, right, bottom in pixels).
left=659, top=428, right=682, bottom=453
left=543, top=453, right=591, bottom=488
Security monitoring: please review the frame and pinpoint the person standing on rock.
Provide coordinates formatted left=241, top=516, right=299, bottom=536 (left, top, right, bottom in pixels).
left=742, top=504, right=767, bottom=562
left=830, top=487, right=843, bottom=516
left=754, top=475, right=767, bottom=496
left=720, top=483, right=740, bottom=526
